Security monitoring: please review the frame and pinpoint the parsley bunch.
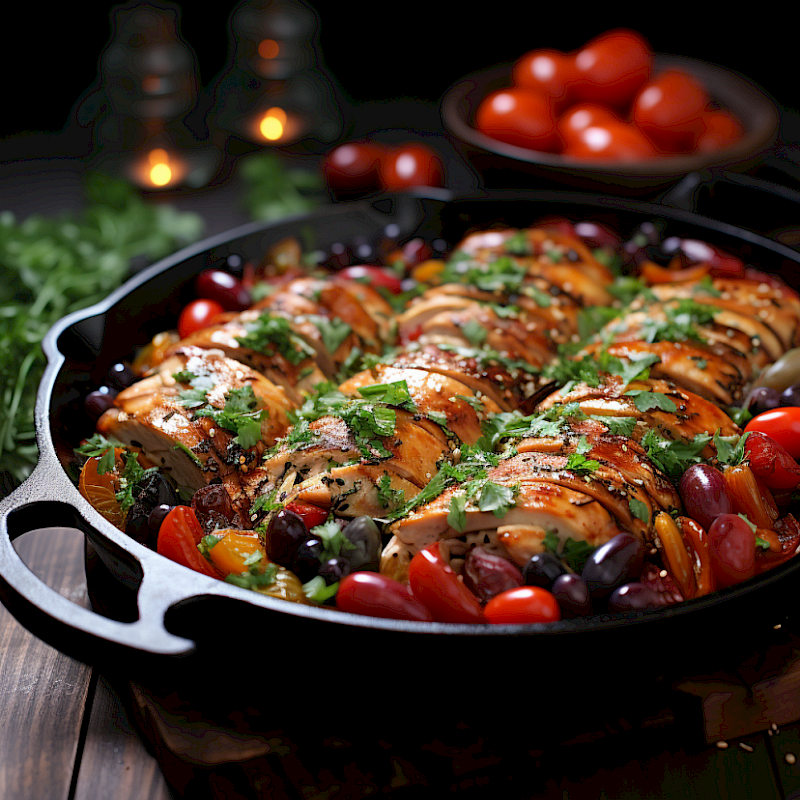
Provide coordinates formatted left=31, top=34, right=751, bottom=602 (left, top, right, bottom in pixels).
left=235, top=313, right=316, bottom=365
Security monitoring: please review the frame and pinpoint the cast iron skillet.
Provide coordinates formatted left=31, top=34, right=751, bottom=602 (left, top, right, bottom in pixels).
left=1, top=188, right=800, bottom=737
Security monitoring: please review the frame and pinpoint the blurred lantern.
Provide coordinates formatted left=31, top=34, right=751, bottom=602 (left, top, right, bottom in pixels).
left=78, top=1, right=221, bottom=191
left=210, top=0, right=346, bottom=152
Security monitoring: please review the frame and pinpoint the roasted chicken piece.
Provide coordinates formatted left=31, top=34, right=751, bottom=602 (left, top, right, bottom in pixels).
left=97, top=347, right=294, bottom=495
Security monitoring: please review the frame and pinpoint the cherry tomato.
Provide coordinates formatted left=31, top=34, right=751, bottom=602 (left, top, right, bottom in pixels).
left=336, top=572, right=433, bottom=621
left=756, top=513, right=800, bottom=574
left=379, top=144, right=443, bottom=191
left=513, top=48, right=577, bottom=111
left=743, top=431, right=800, bottom=491
left=177, top=298, right=225, bottom=339
left=661, top=238, right=745, bottom=278
left=339, top=265, right=404, bottom=294
left=572, top=29, right=652, bottom=109
left=557, top=104, right=621, bottom=148
left=157, top=506, right=223, bottom=579
left=696, top=110, right=744, bottom=153
left=284, top=501, right=329, bottom=530
left=745, top=408, right=800, bottom=460
left=562, top=121, right=658, bottom=161
left=322, top=141, right=385, bottom=193
left=475, top=88, right=560, bottom=152
left=407, top=542, right=484, bottom=624
left=632, top=70, right=709, bottom=152
left=483, top=586, right=561, bottom=625
left=195, top=269, right=251, bottom=311
left=706, top=513, right=756, bottom=589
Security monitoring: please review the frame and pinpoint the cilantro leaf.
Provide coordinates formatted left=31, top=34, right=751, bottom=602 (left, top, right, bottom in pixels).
left=114, top=452, right=158, bottom=514
left=308, top=315, right=352, bottom=355
left=462, top=318, right=488, bottom=346
left=641, top=430, right=711, bottom=480
left=376, top=474, right=405, bottom=510
left=477, top=481, right=518, bottom=518
left=235, top=313, right=316, bottom=365
left=448, top=494, right=468, bottom=533
left=629, top=497, right=650, bottom=524
left=542, top=532, right=595, bottom=573
left=358, top=380, right=416, bottom=410
left=624, top=390, right=678, bottom=413
left=714, top=430, right=751, bottom=466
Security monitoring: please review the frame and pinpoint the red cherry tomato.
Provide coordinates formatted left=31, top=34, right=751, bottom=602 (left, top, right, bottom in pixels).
left=513, top=48, right=577, bottom=111
left=379, top=144, right=443, bottom=191
left=336, top=572, right=434, bottom=622
left=483, top=586, right=562, bottom=625
left=339, top=265, right=404, bottom=294
left=563, top=121, right=658, bottom=161
left=407, top=542, right=484, bottom=624
left=157, top=506, right=223, bottom=579
left=177, top=298, right=225, bottom=339
left=756, top=514, right=800, bottom=574
left=572, top=29, right=652, bottom=109
left=284, top=501, right=329, bottom=530
left=475, top=88, right=560, bottom=152
left=706, top=513, right=756, bottom=589
left=632, top=70, right=709, bottom=152
left=557, top=104, right=621, bottom=148
left=743, top=431, right=800, bottom=491
left=664, top=238, right=745, bottom=278
left=322, top=141, right=385, bottom=192
left=696, top=110, right=744, bottom=153
left=745, top=408, right=800, bottom=460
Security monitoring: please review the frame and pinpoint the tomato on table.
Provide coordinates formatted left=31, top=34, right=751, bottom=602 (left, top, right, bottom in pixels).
left=323, top=141, right=385, bottom=193
left=407, top=542, right=484, bottom=624
left=475, top=88, right=560, bottom=152
left=338, top=265, right=404, bottom=294
left=483, top=586, right=561, bottom=625
left=632, top=70, right=709, bottom=152
left=745, top=408, right=800, bottom=460
left=379, top=144, right=443, bottom=191
left=177, top=298, right=225, bottom=338
left=336, top=572, right=433, bottom=621
left=572, top=29, right=652, bottom=109
left=157, top=506, right=223, bottom=579
left=513, top=48, right=577, bottom=111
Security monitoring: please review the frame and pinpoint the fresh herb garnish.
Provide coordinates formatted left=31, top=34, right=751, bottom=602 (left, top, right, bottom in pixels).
left=235, top=313, right=316, bottom=365
left=462, top=318, right=488, bottom=346
left=714, top=430, right=751, bottom=466
left=307, top=315, right=352, bottom=355
left=115, top=452, right=158, bottom=514
left=624, top=390, right=678, bottom=413
left=641, top=430, right=711, bottom=480
left=376, top=473, right=405, bottom=510
left=193, top=385, right=268, bottom=449
left=226, top=562, right=280, bottom=591
left=565, top=437, right=601, bottom=474
left=629, top=498, right=651, bottom=525
left=542, top=530, right=595, bottom=573
left=440, top=255, right=528, bottom=294
left=357, top=380, right=416, bottom=411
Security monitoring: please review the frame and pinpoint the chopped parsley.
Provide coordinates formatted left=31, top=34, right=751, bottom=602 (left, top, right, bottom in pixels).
left=75, top=433, right=122, bottom=474
left=235, top=312, right=315, bottom=364
left=628, top=498, right=651, bottom=525
left=637, top=299, right=717, bottom=344
left=446, top=478, right=519, bottom=533
left=641, top=430, right=711, bottom=480
left=307, top=315, right=352, bottom=355
left=440, top=255, right=528, bottom=294
left=310, top=520, right=356, bottom=562
left=504, top=230, right=532, bottom=255
left=357, top=380, right=416, bottom=410
left=462, top=318, right=488, bottom=346
left=115, top=451, right=158, bottom=514
left=376, top=473, right=405, bottom=509
left=607, top=276, right=657, bottom=306
left=623, top=390, right=678, bottom=413
left=226, top=562, right=279, bottom=591
left=521, top=285, right=553, bottom=308
left=193, top=385, right=268, bottom=449
left=714, top=430, right=751, bottom=466
left=542, top=530, right=595, bottom=573
left=565, top=436, right=601, bottom=474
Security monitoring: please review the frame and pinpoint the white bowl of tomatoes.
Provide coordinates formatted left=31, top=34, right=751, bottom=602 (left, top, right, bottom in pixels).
left=441, top=29, right=779, bottom=192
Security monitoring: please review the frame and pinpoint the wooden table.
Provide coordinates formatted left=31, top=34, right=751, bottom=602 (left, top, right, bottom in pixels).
left=4, top=527, right=800, bottom=799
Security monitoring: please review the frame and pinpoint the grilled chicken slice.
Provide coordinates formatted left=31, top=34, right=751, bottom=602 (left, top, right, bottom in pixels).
left=339, top=365, right=502, bottom=446
left=285, top=464, right=418, bottom=519
left=166, top=310, right=327, bottom=405
left=260, top=411, right=447, bottom=489
left=390, top=345, right=545, bottom=411
left=256, top=276, right=395, bottom=345
left=515, top=417, right=681, bottom=514
left=97, top=348, right=294, bottom=494
left=537, top=376, right=739, bottom=453
left=389, top=474, right=622, bottom=566
left=582, top=340, right=749, bottom=407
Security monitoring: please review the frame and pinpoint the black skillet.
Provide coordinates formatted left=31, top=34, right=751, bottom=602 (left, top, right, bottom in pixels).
left=1, top=187, right=800, bottom=742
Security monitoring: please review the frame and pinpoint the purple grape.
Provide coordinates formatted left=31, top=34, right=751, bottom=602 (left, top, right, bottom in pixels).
left=293, top=537, right=324, bottom=582
left=523, top=553, right=567, bottom=588
left=462, top=547, right=523, bottom=602
left=108, top=362, right=136, bottom=389
left=678, top=464, right=732, bottom=531
left=745, top=386, right=781, bottom=415
left=608, top=583, right=665, bottom=613
left=266, top=510, right=309, bottom=566
left=581, top=533, right=645, bottom=600
left=195, top=269, right=251, bottom=311
left=551, top=573, right=592, bottom=618
left=319, top=557, right=352, bottom=584
left=148, top=503, right=173, bottom=536
left=781, top=382, right=800, bottom=408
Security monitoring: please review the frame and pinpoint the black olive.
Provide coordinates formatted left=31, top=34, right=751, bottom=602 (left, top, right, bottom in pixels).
left=125, top=472, right=181, bottom=548
left=341, top=516, right=381, bottom=572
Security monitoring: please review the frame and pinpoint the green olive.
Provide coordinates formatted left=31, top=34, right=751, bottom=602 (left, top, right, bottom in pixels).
left=755, top=348, right=800, bottom=391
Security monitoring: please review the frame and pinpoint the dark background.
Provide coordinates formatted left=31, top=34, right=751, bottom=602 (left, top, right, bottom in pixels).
left=0, top=3, right=794, bottom=144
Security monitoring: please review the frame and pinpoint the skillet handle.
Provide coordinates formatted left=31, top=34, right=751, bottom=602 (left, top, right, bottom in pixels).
left=0, top=456, right=197, bottom=665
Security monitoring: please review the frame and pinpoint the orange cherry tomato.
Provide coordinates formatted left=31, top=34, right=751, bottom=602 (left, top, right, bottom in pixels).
left=177, top=298, right=225, bottom=339
left=484, top=586, right=561, bottom=625
left=475, top=88, right=560, bottom=152
left=78, top=449, right=126, bottom=529
left=572, top=29, right=652, bottom=109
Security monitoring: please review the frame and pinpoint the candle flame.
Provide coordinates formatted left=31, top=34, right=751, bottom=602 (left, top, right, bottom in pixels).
left=258, top=39, right=280, bottom=59
left=259, top=107, right=287, bottom=141
left=147, top=149, right=172, bottom=186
